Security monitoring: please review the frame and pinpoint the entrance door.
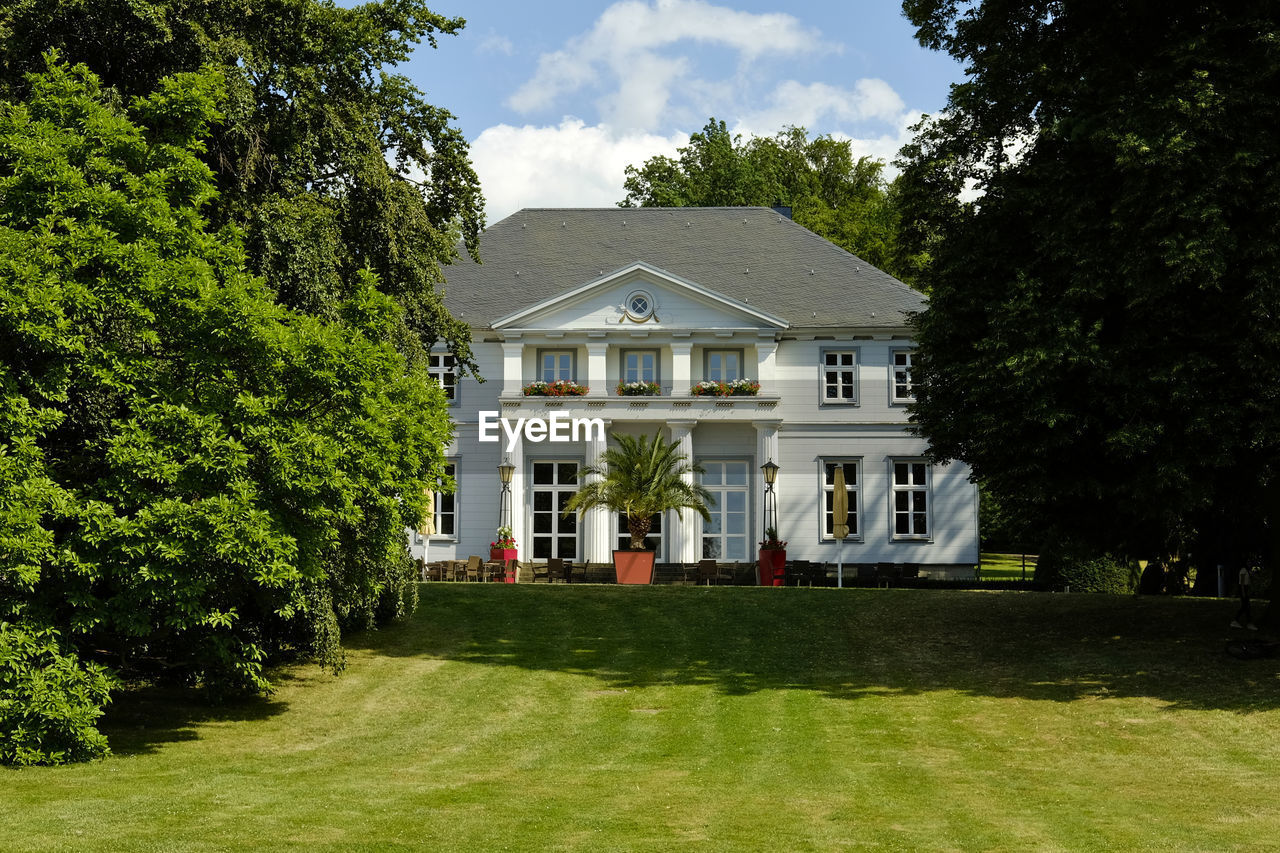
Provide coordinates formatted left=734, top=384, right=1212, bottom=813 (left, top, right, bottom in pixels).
left=531, top=461, right=579, bottom=560
left=701, top=460, right=749, bottom=560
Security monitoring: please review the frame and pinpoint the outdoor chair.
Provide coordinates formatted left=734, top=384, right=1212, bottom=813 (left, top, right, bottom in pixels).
left=563, top=561, right=586, bottom=583
left=547, top=557, right=567, bottom=583
left=421, top=561, right=444, bottom=582
left=531, top=561, right=550, bottom=583
left=446, top=560, right=466, bottom=581
left=654, top=562, right=688, bottom=584
left=465, top=555, right=483, bottom=582
left=695, top=559, right=732, bottom=585
left=481, top=558, right=503, bottom=582
left=873, top=563, right=898, bottom=588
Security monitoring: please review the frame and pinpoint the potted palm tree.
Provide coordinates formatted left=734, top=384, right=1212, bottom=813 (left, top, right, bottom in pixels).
left=563, top=431, right=713, bottom=584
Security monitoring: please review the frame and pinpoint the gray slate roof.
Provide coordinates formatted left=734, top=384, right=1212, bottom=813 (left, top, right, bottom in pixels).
left=442, top=207, right=924, bottom=329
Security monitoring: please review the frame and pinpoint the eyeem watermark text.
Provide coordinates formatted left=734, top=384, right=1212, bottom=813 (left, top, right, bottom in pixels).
left=478, top=412, right=606, bottom=452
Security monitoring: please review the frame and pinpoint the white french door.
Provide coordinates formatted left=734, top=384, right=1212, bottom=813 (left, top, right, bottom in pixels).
left=700, top=460, right=750, bottom=561
left=530, top=461, right=580, bottom=560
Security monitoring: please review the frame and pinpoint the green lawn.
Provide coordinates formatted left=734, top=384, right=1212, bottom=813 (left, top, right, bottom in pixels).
left=5, top=586, right=1278, bottom=852
left=979, top=551, right=1038, bottom=582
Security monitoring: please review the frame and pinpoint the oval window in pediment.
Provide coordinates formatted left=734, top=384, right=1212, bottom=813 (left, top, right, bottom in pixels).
left=625, top=289, right=654, bottom=322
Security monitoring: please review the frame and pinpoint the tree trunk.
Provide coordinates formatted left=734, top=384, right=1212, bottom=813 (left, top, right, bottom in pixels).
left=627, top=514, right=652, bottom=550
left=1262, top=479, right=1280, bottom=628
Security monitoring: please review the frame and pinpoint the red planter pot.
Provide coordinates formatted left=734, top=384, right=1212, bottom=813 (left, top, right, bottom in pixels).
left=613, top=550, right=656, bottom=584
left=758, top=549, right=786, bottom=586
left=490, top=548, right=518, bottom=582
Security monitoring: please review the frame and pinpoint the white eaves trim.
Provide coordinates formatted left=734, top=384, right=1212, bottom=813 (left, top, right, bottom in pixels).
left=488, top=262, right=790, bottom=330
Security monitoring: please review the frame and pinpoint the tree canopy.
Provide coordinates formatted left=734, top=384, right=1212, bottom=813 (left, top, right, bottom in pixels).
left=0, top=55, right=452, bottom=763
left=563, top=432, right=712, bottom=551
left=621, top=119, right=925, bottom=286
left=898, top=2, right=1280, bottom=571
left=0, top=0, right=485, bottom=374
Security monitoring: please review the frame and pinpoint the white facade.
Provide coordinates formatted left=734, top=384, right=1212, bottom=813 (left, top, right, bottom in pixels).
left=411, top=244, right=979, bottom=574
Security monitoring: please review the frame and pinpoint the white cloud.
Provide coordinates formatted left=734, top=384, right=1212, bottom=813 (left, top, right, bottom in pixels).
left=507, top=0, right=834, bottom=132
left=478, top=33, right=516, bottom=56
left=472, top=2, right=928, bottom=223
left=469, top=111, right=925, bottom=227
left=470, top=119, right=687, bottom=224
left=736, top=80, right=907, bottom=137
left=825, top=110, right=925, bottom=170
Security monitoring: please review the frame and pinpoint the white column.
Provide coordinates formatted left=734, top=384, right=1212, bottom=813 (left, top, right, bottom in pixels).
left=669, top=420, right=700, bottom=564
left=670, top=341, right=692, bottom=396
left=756, top=337, right=778, bottom=394
left=586, top=341, right=608, bottom=397
left=506, top=437, right=525, bottom=579
left=583, top=420, right=612, bottom=563
left=501, top=339, right=523, bottom=396
left=747, top=422, right=778, bottom=589
left=753, top=419, right=781, bottom=536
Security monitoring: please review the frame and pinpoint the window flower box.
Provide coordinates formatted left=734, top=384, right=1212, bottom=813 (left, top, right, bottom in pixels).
left=690, top=379, right=761, bottom=397
left=616, top=381, right=661, bottom=396
left=523, top=379, right=589, bottom=397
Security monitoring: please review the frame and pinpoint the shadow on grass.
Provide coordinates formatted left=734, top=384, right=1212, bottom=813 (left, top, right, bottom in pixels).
left=100, top=677, right=294, bottom=756
left=342, top=584, right=1280, bottom=713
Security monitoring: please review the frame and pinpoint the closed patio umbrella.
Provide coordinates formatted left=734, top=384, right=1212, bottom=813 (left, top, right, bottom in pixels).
left=832, top=465, right=849, bottom=587
left=419, top=488, right=436, bottom=579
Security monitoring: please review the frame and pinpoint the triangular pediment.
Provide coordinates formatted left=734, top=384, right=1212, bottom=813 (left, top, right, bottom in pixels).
left=489, top=262, right=788, bottom=332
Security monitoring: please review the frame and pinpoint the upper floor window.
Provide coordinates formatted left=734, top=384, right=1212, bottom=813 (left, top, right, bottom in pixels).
left=892, top=349, right=915, bottom=403
left=822, top=349, right=858, bottom=405
left=621, top=349, right=659, bottom=384
left=891, top=459, right=930, bottom=539
left=539, top=349, right=575, bottom=382
left=705, top=349, right=742, bottom=382
left=428, top=352, right=457, bottom=402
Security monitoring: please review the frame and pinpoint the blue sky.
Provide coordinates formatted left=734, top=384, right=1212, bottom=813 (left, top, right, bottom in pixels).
left=380, top=1, right=965, bottom=224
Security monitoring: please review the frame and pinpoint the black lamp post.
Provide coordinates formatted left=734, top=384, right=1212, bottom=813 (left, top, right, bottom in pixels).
left=497, top=457, right=516, bottom=529
left=760, top=458, right=780, bottom=539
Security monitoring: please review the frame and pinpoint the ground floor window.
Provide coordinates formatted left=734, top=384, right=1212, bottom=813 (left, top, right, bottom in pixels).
left=701, top=460, right=749, bottom=560
left=433, top=462, right=457, bottom=537
left=531, top=461, right=579, bottom=559
left=615, top=511, right=665, bottom=558
left=821, top=459, right=860, bottom=539
left=413, top=462, right=456, bottom=544
left=891, top=459, right=930, bottom=539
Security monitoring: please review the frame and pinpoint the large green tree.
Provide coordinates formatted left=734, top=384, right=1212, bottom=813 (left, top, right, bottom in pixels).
left=0, top=56, right=451, bottom=762
left=898, top=3, right=1280, bottom=576
left=621, top=119, right=924, bottom=285
left=0, top=0, right=484, bottom=374
left=0, top=0, right=479, bottom=649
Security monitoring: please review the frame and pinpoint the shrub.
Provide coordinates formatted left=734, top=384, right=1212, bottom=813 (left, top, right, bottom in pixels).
left=1035, top=545, right=1138, bottom=594
left=0, top=622, right=117, bottom=766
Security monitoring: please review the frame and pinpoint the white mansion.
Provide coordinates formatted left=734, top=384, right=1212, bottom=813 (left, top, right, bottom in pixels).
left=410, top=207, right=978, bottom=575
